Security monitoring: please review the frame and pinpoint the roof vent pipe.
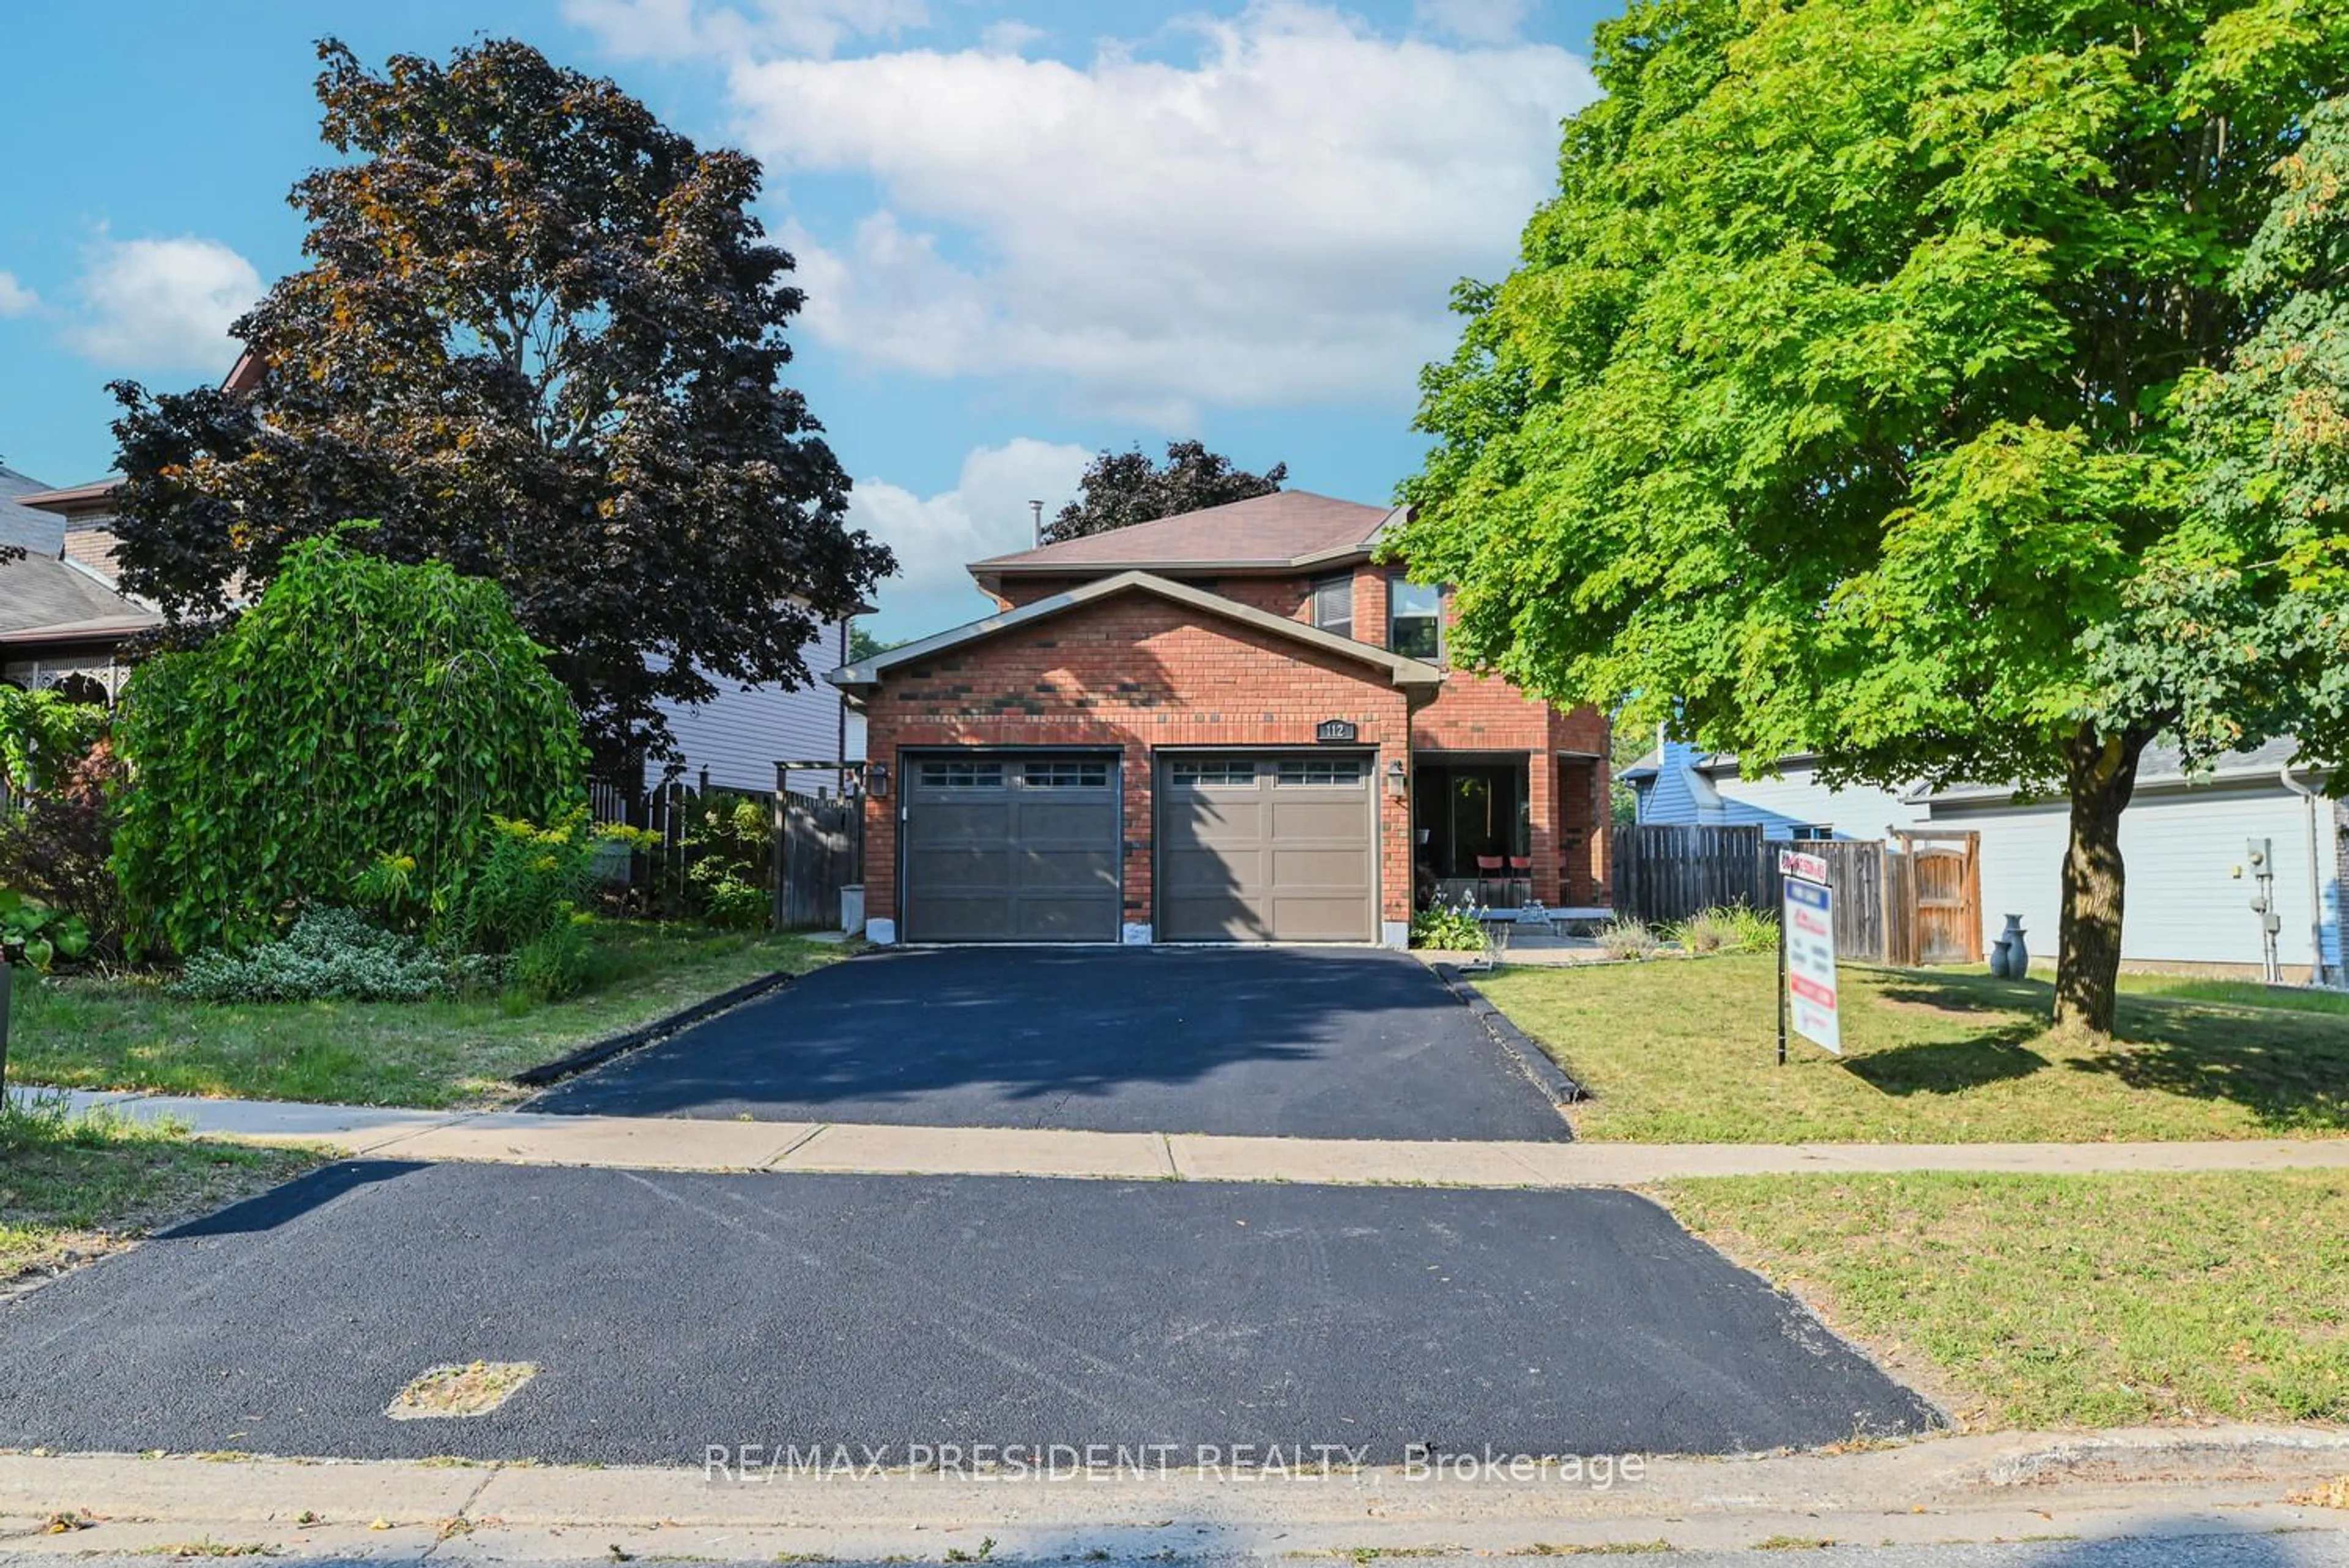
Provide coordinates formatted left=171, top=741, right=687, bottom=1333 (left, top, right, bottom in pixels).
left=1030, top=499, right=1044, bottom=547
left=2279, top=762, right=2334, bottom=987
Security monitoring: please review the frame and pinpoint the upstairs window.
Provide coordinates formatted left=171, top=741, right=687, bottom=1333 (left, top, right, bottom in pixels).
left=1309, top=574, right=1354, bottom=639
left=1387, top=578, right=1442, bottom=660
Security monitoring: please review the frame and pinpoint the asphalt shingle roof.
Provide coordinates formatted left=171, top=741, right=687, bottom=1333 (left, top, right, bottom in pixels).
left=973, top=489, right=1394, bottom=572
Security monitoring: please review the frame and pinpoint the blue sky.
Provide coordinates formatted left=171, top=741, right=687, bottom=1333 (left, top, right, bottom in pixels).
left=0, top=0, right=1608, bottom=637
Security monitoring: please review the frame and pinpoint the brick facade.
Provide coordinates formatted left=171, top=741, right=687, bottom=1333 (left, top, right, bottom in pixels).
left=871, top=548, right=1612, bottom=941
left=859, top=592, right=1416, bottom=935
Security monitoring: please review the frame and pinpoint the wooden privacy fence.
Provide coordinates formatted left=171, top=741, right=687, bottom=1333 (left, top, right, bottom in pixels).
left=774, top=793, right=861, bottom=931
left=1610, top=822, right=1980, bottom=965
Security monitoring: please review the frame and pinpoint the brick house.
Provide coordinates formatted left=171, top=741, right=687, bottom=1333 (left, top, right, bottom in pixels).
left=830, top=490, right=1611, bottom=946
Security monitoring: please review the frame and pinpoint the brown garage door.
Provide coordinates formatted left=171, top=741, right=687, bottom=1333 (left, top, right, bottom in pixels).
left=1156, top=752, right=1376, bottom=942
left=902, top=752, right=1121, bottom=942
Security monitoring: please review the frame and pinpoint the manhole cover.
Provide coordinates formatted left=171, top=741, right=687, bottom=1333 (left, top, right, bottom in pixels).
left=385, top=1361, right=538, bottom=1420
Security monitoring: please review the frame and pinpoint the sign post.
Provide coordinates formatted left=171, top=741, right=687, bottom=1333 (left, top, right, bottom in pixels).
left=1776, top=849, right=1840, bottom=1060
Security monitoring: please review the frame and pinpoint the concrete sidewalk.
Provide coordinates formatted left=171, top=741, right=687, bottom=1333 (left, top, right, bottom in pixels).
left=13, top=1084, right=2349, bottom=1186
left=2, top=1425, right=2347, bottom=1562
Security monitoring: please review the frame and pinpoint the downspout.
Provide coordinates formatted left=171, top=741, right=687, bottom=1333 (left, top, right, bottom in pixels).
left=2279, top=763, right=2333, bottom=987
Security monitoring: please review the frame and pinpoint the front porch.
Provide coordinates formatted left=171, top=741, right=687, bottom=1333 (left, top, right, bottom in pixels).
left=1412, top=751, right=1608, bottom=913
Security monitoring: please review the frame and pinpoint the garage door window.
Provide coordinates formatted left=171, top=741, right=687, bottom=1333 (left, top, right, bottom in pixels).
left=1171, top=759, right=1256, bottom=787
left=1275, top=758, right=1365, bottom=786
left=1024, top=759, right=1110, bottom=788
left=919, top=759, right=1004, bottom=789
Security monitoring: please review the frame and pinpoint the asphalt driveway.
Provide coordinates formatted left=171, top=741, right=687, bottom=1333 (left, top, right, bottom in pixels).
left=0, top=1161, right=1937, bottom=1463
left=529, top=946, right=1567, bottom=1140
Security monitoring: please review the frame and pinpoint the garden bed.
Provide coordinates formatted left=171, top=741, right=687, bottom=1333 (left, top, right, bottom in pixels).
left=8, top=921, right=846, bottom=1109
left=1477, top=952, right=2349, bottom=1142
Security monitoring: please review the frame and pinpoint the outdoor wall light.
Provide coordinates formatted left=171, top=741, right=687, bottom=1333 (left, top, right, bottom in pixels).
left=866, top=762, right=891, bottom=800
left=1384, top=759, right=1408, bottom=798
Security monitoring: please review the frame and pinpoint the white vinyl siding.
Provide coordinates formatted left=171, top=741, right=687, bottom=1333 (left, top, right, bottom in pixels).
left=1933, top=785, right=2342, bottom=973
left=644, top=619, right=850, bottom=798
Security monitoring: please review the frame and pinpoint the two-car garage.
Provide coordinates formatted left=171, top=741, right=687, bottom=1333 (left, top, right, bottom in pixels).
left=897, top=749, right=1378, bottom=945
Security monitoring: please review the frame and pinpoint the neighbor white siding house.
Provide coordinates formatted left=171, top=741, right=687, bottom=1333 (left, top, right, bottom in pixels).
left=644, top=617, right=857, bottom=799
left=1924, top=740, right=2341, bottom=981
left=1629, top=735, right=2344, bottom=981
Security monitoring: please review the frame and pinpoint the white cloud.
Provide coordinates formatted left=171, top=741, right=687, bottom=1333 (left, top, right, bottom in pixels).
left=0, top=271, right=37, bottom=316
left=67, top=236, right=261, bottom=372
left=1412, top=0, right=1532, bottom=44
left=852, top=437, right=1092, bottom=637
left=565, top=0, right=926, bottom=61
left=718, top=2, right=1594, bottom=419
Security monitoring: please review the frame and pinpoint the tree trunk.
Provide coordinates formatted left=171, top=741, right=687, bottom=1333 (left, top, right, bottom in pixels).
left=2052, top=725, right=2150, bottom=1039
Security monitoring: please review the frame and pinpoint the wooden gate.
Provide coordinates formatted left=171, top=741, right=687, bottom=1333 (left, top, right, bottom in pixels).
left=1886, top=830, right=1983, bottom=965
left=774, top=794, right=862, bottom=931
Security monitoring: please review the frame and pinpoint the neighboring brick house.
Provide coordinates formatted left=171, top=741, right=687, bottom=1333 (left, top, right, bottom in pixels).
left=0, top=466, right=160, bottom=706
left=830, top=490, right=1611, bottom=947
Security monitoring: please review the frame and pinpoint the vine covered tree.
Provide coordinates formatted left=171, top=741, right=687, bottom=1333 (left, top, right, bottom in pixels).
left=1045, top=440, right=1286, bottom=544
left=1396, top=0, right=2349, bottom=1036
left=106, top=37, right=893, bottom=764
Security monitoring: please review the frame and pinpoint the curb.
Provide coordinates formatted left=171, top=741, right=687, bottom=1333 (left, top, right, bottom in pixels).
left=1431, top=962, right=1587, bottom=1109
left=511, top=968, right=800, bottom=1090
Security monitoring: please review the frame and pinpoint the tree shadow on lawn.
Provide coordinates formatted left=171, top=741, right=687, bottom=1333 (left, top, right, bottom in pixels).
left=1860, top=971, right=2349, bottom=1131
left=2063, top=994, right=2349, bottom=1133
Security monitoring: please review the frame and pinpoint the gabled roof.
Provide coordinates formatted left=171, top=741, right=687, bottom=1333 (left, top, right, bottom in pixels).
left=829, top=570, right=1444, bottom=695
left=12, top=475, right=121, bottom=517
left=0, top=554, right=161, bottom=645
left=970, top=491, right=1399, bottom=584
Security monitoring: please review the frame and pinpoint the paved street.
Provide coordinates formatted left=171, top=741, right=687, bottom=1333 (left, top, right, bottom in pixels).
left=0, top=1161, right=1933, bottom=1464
left=527, top=946, right=1570, bottom=1140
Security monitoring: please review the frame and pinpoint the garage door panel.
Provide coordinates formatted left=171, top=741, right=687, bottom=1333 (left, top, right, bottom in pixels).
left=1015, top=802, right=1120, bottom=841
left=905, top=847, right=1015, bottom=886
left=1019, top=848, right=1119, bottom=889
left=1267, top=896, right=1373, bottom=942
left=1157, top=753, right=1374, bottom=943
left=904, top=754, right=1121, bottom=943
left=1159, top=897, right=1272, bottom=942
left=916, top=802, right=1015, bottom=838
left=1269, top=847, right=1371, bottom=890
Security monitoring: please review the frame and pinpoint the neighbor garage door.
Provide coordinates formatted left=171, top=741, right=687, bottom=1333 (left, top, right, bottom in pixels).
left=1157, top=752, right=1376, bottom=942
left=902, top=752, right=1121, bottom=942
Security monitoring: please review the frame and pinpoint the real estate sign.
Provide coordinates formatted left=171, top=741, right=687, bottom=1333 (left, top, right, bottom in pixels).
left=1781, top=872, right=1841, bottom=1057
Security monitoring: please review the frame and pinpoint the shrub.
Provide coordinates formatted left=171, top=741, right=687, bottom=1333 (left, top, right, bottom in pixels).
left=113, top=531, right=587, bottom=958
left=0, top=688, right=108, bottom=798
left=685, top=792, right=771, bottom=929
left=508, top=912, right=594, bottom=1000
left=1597, top=915, right=1659, bottom=960
left=0, top=890, right=92, bottom=973
left=453, top=811, right=602, bottom=956
left=1710, top=902, right=1780, bottom=952
left=1410, top=896, right=1488, bottom=951
left=0, top=743, right=128, bottom=959
left=1672, top=909, right=1728, bottom=953
left=173, top=906, right=447, bottom=1002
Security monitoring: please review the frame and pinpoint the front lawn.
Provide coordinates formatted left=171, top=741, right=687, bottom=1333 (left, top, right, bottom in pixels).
left=1659, top=1170, right=2349, bottom=1429
left=9, top=921, right=845, bottom=1109
left=0, top=1099, right=321, bottom=1286
left=1478, top=953, right=2349, bottom=1142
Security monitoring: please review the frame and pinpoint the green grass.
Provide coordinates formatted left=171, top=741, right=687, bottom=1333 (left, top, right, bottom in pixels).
left=1477, top=953, right=2349, bottom=1142
left=10, top=921, right=846, bottom=1109
left=0, top=1099, right=321, bottom=1284
left=2115, top=972, right=2349, bottom=1017
left=1659, top=1170, right=2349, bottom=1429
